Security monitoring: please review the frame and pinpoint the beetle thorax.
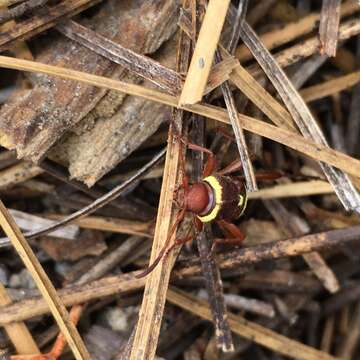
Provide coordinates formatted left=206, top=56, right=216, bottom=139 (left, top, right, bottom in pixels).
left=185, top=182, right=214, bottom=215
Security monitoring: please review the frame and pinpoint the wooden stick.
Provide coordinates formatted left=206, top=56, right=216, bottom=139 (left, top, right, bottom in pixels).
left=179, top=0, right=230, bottom=105
left=319, top=0, right=341, bottom=57
left=0, top=201, right=91, bottom=360
left=0, top=56, right=359, bottom=180
left=0, top=284, right=40, bottom=355
left=167, top=287, right=339, bottom=360
left=175, top=225, right=360, bottom=278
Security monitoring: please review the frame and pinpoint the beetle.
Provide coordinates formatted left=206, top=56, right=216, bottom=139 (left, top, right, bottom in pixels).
left=136, top=138, right=282, bottom=278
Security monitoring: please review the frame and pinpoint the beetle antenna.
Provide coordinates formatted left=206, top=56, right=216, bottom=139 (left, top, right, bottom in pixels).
left=135, top=207, right=186, bottom=278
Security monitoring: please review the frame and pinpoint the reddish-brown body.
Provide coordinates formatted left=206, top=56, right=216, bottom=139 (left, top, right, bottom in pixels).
left=184, top=175, right=248, bottom=223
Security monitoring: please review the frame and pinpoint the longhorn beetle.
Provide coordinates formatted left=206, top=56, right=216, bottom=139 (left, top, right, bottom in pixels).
left=136, top=133, right=281, bottom=278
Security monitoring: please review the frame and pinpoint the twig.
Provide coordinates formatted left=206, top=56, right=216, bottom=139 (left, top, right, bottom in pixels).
left=0, top=284, right=40, bottom=355
left=0, top=201, right=90, bottom=360
left=197, top=227, right=234, bottom=352
left=167, top=287, right=339, bottom=360
left=0, top=0, right=103, bottom=51
left=190, top=102, right=233, bottom=351
left=26, top=149, right=164, bottom=240
left=39, top=159, right=143, bottom=216
left=179, top=0, right=230, bottom=105
left=319, top=0, right=341, bottom=57
left=0, top=56, right=359, bottom=179
left=239, top=21, right=360, bottom=213
left=175, top=225, right=360, bottom=278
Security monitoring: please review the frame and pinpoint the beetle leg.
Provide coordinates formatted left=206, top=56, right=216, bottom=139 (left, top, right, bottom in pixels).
left=214, top=126, right=236, bottom=141
left=136, top=206, right=187, bottom=278
left=217, top=159, right=243, bottom=175
left=210, top=220, right=246, bottom=255
left=185, top=142, right=217, bottom=177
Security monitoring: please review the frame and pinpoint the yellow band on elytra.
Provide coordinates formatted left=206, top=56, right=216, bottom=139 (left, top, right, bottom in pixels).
left=238, top=193, right=248, bottom=217
left=197, top=176, right=222, bottom=223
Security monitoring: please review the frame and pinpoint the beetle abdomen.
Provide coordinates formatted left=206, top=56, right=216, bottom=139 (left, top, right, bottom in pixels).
left=197, top=175, right=247, bottom=223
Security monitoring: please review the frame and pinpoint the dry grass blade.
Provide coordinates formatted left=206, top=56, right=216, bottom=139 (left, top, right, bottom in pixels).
left=300, top=70, right=360, bottom=102
left=0, top=201, right=90, bottom=360
left=47, top=215, right=153, bottom=237
left=290, top=54, right=328, bottom=90
left=319, top=0, right=341, bottom=57
left=248, top=180, right=334, bottom=199
left=0, top=0, right=102, bottom=51
left=179, top=0, right=230, bottom=105
left=0, top=56, right=360, bottom=177
left=167, top=287, right=339, bottom=360
left=129, top=24, right=190, bottom=359
left=264, top=199, right=339, bottom=293
left=0, top=283, right=40, bottom=355
left=129, top=112, right=184, bottom=360
left=248, top=16, right=360, bottom=79
left=239, top=21, right=360, bottom=214
left=229, top=62, right=295, bottom=131
left=217, top=58, right=257, bottom=191
left=235, top=0, right=359, bottom=62
left=56, top=20, right=181, bottom=94
left=217, top=0, right=255, bottom=191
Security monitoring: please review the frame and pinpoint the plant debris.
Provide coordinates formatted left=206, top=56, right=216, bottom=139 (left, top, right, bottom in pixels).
left=0, top=1, right=360, bottom=359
